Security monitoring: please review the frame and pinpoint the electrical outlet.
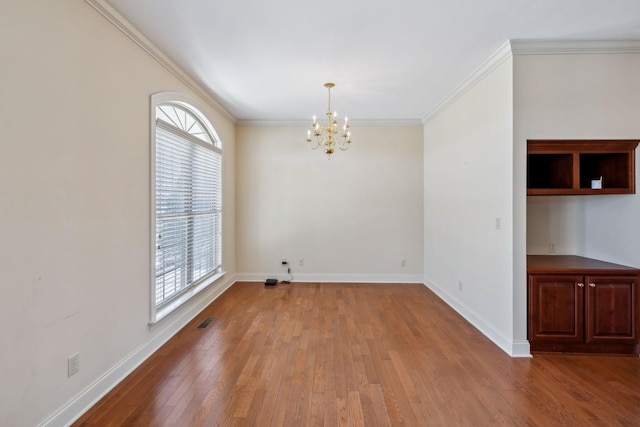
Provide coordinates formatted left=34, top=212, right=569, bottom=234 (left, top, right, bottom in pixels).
left=298, top=258, right=304, bottom=267
left=400, top=258, right=406, bottom=267
left=549, top=242, right=556, bottom=253
left=68, top=353, right=79, bottom=377
left=458, top=281, right=463, bottom=291
left=281, top=259, right=288, bottom=265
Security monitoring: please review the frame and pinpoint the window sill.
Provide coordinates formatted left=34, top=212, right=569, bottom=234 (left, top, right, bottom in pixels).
left=149, top=271, right=226, bottom=326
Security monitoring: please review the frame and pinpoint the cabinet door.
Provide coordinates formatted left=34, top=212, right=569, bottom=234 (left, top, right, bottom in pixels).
left=585, top=275, right=637, bottom=344
left=528, top=274, right=584, bottom=343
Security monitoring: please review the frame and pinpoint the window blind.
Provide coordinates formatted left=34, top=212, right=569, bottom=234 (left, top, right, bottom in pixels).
left=155, top=119, right=221, bottom=307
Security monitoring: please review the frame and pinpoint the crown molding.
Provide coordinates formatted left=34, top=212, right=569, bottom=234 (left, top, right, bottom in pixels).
left=422, top=40, right=513, bottom=124
left=84, top=0, right=236, bottom=124
left=236, top=119, right=424, bottom=128
left=422, top=39, right=640, bottom=124
left=510, top=39, right=640, bottom=55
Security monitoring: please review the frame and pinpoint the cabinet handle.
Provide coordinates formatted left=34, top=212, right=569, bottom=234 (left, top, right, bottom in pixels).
left=589, top=283, right=596, bottom=288
left=577, top=283, right=584, bottom=288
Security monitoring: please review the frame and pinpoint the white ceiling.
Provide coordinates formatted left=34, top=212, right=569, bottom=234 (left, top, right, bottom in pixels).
left=105, top=0, right=640, bottom=123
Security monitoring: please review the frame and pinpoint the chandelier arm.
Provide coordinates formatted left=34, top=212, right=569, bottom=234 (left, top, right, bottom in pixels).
left=336, top=138, right=350, bottom=150
left=310, top=133, right=321, bottom=149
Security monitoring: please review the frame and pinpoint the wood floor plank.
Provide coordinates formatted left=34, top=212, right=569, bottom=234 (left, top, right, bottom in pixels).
left=73, top=282, right=640, bottom=426
left=368, top=383, right=392, bottom=427
left=309, top=392, right=325, bottom=427
left=323, top=388, right=337, bottom=427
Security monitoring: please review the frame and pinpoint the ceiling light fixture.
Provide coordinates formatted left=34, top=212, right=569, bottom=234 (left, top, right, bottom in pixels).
left=306, top=82, right=352, bottom=158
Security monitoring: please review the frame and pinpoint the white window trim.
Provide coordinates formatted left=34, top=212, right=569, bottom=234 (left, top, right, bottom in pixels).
left=151, top=271, right=226, bottom=325
left=149, top=92, right=224, bottom=325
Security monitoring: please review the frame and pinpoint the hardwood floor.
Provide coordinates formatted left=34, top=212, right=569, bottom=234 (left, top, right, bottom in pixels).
left=73, top=282, right=640, bottom=426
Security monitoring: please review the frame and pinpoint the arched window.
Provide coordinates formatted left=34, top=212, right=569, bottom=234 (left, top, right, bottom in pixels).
left=151, top=93, right=222, bottom=321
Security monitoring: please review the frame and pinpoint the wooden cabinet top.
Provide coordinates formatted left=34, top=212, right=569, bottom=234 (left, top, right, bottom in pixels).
left=527, top=255, right=640, bottom=275
left=528, top=139, right=639, bottom=153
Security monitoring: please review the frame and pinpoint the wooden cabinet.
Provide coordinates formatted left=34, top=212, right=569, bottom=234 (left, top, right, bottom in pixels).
left=529, top=274, right=584, bottom=345
left=527, top=140, right=638, bottom=195
left=587, top=276, right=637, bottom=344
left=527, top=255, right=639, bottom=355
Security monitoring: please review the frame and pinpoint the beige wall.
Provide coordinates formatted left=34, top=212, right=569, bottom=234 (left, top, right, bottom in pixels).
left=423, top=57, right=519, bottom=355
left=517, top=52, right=640, bottom=268
left=424, top=49, right=640, bottom=357
left=235, top=124, right=424, bottom=282
left=0, top=1, right=235, bottom=426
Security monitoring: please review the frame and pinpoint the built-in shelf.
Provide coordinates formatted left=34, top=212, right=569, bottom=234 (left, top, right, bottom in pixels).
left=527, top=140, right=638, bottom=195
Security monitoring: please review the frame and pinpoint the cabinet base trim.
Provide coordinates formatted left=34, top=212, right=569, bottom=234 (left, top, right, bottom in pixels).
left=530, top=342, right=639, bottom=355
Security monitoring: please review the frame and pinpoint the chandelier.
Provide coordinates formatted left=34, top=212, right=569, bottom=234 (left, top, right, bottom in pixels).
left=306, top=82, right=352, bottom=157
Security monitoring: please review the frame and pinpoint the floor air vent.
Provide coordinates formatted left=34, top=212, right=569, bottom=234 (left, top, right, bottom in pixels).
left=197, top=316, right=216, bottom=329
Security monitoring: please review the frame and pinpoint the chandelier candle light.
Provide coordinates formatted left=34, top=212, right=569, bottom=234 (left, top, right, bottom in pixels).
left=306, top=82, right=352, bottom=157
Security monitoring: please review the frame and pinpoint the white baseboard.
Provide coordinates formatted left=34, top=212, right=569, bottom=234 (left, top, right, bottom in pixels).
left=235, top=272, right=425, bottom=284
left=40, top=275, right=236, bottom=427
left=423, top=276, right=531, bottom=358
left=510, top=340, right=533, bottom=358
left=41, top=273, right=530, bottom=426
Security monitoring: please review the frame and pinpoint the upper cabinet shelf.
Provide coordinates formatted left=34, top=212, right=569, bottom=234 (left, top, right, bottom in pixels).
left=527, top=140, right=638, bottom=196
